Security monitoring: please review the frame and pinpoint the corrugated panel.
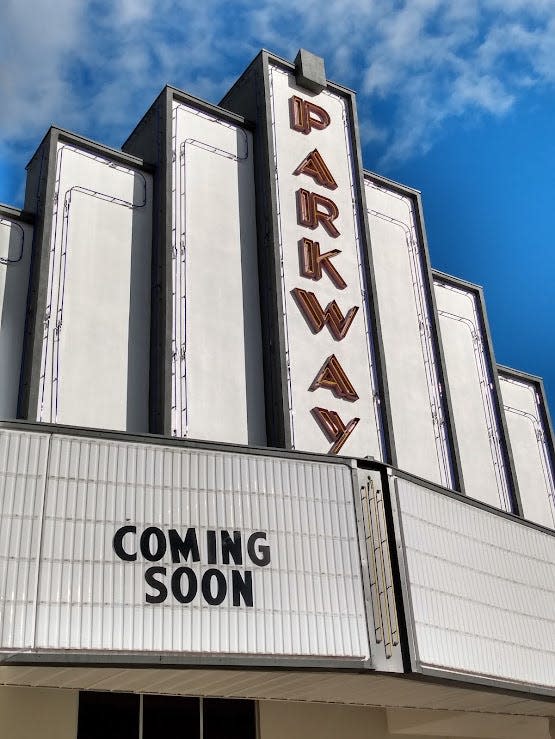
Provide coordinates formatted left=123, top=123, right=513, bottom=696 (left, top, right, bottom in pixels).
left=365, top=180, right=454, bottom=488
left=171, top=102, right=266, bottom=445
left=499, top=373, right=555, bottom=529
left=37, top=143, right=152, bottom=432
left=394, top=476, right=555, bottom=689
left=0, top=430, right=49, bottom=648
left=433, top=277, right=511, bottom=510
left=31, top=433, right=368, bottom=658
left=0, top=217, right=33, bottom=420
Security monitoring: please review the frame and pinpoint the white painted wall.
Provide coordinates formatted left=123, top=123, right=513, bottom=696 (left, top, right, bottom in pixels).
left=37, top=143, right=152, bottom=432
left=268, top=64, right=384, bottom=459
left=0, top=687, right=78, bottom=739
left=0, top=217, right=32, bottom=419
left=172, top=102, right=266, bottom=446
left=259, top=702, right=393, bottom=739
left=499, top=373, right=555, bottom=528
left=259, top=702, right=548, bottom=739
left=365, top=180, right=453, bottom=487
left=434, top=279, right=511, bottom=509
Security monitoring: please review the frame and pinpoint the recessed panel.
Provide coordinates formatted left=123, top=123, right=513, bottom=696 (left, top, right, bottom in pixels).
left=0, top=429, right=49, bottom=648
left=38, top=143, right=152, bottom=432
left=366, top=180, right=454, bottom=487
left=394, top=475, right=555, bottom=691
left=499, top=372, right=555, bottom=528
left=0, top=215, right=32, bottom=419
left=434, top=278, right=511, bottom=509
left=171, top=101, right=266, bottom=446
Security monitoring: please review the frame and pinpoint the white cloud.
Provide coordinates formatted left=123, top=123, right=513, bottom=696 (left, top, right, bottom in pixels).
left=0, top=0, right=84, bottom=138
left=0, top=0, right=555, bottom=195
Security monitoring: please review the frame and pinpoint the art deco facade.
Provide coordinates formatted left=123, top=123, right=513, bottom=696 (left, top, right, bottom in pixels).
left=0, top=49, right=554, bottom=739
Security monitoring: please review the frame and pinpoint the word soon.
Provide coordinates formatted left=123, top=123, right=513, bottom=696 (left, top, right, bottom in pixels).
left=144, top=566, right=252, bottom=606
left=113, top=526, right=271, bottom=607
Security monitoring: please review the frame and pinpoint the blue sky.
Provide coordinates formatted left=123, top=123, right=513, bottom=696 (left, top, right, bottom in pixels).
left=1, top=0, right=554, bottom=407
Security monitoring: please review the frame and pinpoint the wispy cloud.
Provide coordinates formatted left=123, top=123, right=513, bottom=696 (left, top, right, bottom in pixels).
left=1, top=0, right=554, bottom=199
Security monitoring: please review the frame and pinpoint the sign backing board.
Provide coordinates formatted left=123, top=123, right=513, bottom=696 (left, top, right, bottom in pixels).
left=0, top=427, right=370, bottom=662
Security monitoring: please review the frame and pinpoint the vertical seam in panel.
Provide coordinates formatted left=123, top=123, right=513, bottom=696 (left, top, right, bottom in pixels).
left=31, top=431, right=52, bottom=650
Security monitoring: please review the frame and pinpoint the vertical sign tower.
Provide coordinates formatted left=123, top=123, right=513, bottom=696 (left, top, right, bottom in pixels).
left=222, top=50, right=391, bottom=460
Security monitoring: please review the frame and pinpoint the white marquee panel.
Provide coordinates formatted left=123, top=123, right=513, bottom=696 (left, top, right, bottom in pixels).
left=171, top=102, right=266, bottom=447
left=0, top=429, right=368, bottom=660
left=37, top=144, right=152, bottom=433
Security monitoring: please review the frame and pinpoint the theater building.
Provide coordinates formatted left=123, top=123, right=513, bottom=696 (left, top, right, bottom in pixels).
left=0, top=49, right=554, bottom=738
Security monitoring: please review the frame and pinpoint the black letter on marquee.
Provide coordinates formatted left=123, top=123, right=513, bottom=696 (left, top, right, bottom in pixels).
left=247, top=532, right=271, bottom=567
left=232, top=570, right=253, bottom=607
left=113, top=525, right=136, bottom=561
left=202, top=569, right=227, bottom=605
left=140, top=526, right=167, bottom=561
left=169, top=528, right=200, bottom=563
left=171, top=567, right=198, bottom=603
left=221, top=530, right=243, bottom=565
left=207, top=530, right=217, bottom=564
left=145, top=567, right=167, bottom=604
